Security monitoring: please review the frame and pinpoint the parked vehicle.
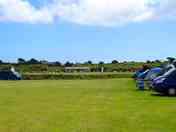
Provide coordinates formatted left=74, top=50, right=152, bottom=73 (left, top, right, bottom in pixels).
left=152, top=67, right=176, bottom=95
left=145, top=67, right=163, bottom=88
left=135, top=67, right=162, bottom=89
left=136, top=69, right=150, bottom=90
left=133, top=65, right=150, bottom=79
left=0, top=67, right=22, bottom=80
left=133, top=69, right=146, bottom=79
left=134, top=57, right=176, bottom=93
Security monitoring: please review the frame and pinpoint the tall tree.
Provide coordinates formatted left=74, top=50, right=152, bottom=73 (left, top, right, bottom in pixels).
left=54, top=61, right=62, bottom=66
left=28, top=58, right=39, bottom=64
left=99, top=61, right=104, bottom=65
left=84, top=61, right=92, bottom=65
left=112, top=60, right=119, bottom=64
left=87, top=61, right=92, bottom=65
left=64, top=61, right=74, bottom=67
left=17, top=58, right=26, bottom=64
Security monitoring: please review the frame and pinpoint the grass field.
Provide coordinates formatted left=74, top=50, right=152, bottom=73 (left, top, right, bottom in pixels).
left=0, top=79, right=176, bottom=132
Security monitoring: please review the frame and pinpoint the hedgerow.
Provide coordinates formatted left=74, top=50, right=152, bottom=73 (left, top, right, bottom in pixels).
left=22, top=73, right=133, bottom=80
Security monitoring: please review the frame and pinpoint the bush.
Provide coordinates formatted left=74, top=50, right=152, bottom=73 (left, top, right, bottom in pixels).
left=22, top=73, right=133, bottom=80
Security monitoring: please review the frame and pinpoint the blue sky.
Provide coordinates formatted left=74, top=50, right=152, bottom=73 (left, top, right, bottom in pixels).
left=0, top=0, right=176, bottom=62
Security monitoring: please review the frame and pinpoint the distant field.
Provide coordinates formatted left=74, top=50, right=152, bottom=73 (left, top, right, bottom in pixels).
left=0, top=79, right=176, bottom=132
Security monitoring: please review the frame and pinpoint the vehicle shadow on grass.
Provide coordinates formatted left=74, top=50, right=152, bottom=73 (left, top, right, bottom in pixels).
left=134, top=88, right=176, bottom=97
left=135, top=89, right=149, bottom=92
left=151, top=93, right=176, bottom=97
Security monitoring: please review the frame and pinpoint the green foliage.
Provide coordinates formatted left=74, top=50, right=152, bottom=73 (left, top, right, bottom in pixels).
left=99, top=61, right=104, bottom=65
left=0, top=65, right=11, bottom=70
left=0, top=60, right=164, bottom=73
left=27, top=58, right=40, bottom=64
left=17, top=58, right=26, bottom=64
left=64, top=61, right=74, bottom=67
left=22, top=72, right=133, bottom=80
left=112, top=60, right=119, bottom=64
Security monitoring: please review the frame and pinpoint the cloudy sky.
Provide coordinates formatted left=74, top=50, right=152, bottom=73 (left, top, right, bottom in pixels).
left=0, top=0, right=176, bottom=62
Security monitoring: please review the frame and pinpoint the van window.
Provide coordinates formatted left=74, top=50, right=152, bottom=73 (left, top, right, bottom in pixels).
left=164, top=68, right=176, bottom=77
left=169, top=70, right=176, bottom=78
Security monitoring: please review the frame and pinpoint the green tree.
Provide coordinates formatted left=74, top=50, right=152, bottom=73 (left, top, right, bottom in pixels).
left=99, top=61, right=104, bottom=65
left=17, top=58, right=26, bottom=64
left=28, top=58, right=39, bottom=64
left=112, top=60, right=119, bottom=64
left=87, top=61, right=92, bottom=64
left=54, top=61, right=62, bottom=66
left=64, top=61, right=74, bottom=67
left=84, top=61, right=92, bottom=65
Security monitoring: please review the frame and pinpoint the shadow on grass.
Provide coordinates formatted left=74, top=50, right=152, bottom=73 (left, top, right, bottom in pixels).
left=135, top=89, right=149, bottom=92
left=151, top=93, right=176, bottom=97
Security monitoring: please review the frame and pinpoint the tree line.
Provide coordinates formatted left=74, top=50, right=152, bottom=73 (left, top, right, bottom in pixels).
left=0, top=58, right=165, bottom=73
left=0, top=58, right=163, bottom=66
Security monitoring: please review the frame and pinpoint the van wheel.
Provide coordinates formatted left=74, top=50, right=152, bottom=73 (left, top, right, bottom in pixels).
left=168, top=88, right=176, bottom=96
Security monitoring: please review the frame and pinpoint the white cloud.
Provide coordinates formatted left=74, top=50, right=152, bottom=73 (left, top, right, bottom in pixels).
left=0, top=0, right=53, bottom=23
left=56, top=0, right=153, bottom=26
left=0, top=0, right=176, bottom=26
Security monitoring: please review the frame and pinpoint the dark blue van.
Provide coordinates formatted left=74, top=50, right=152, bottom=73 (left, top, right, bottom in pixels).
left=0, top=69, right=22, bottom=80
left=152, top=68, right=176, bottom=95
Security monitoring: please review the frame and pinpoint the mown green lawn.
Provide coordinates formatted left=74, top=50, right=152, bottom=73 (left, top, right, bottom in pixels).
left=0, top=79, right=176, bottom=132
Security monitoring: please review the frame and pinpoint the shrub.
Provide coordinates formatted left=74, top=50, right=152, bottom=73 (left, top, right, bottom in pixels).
left=22, top=73, right=133, bottom=80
